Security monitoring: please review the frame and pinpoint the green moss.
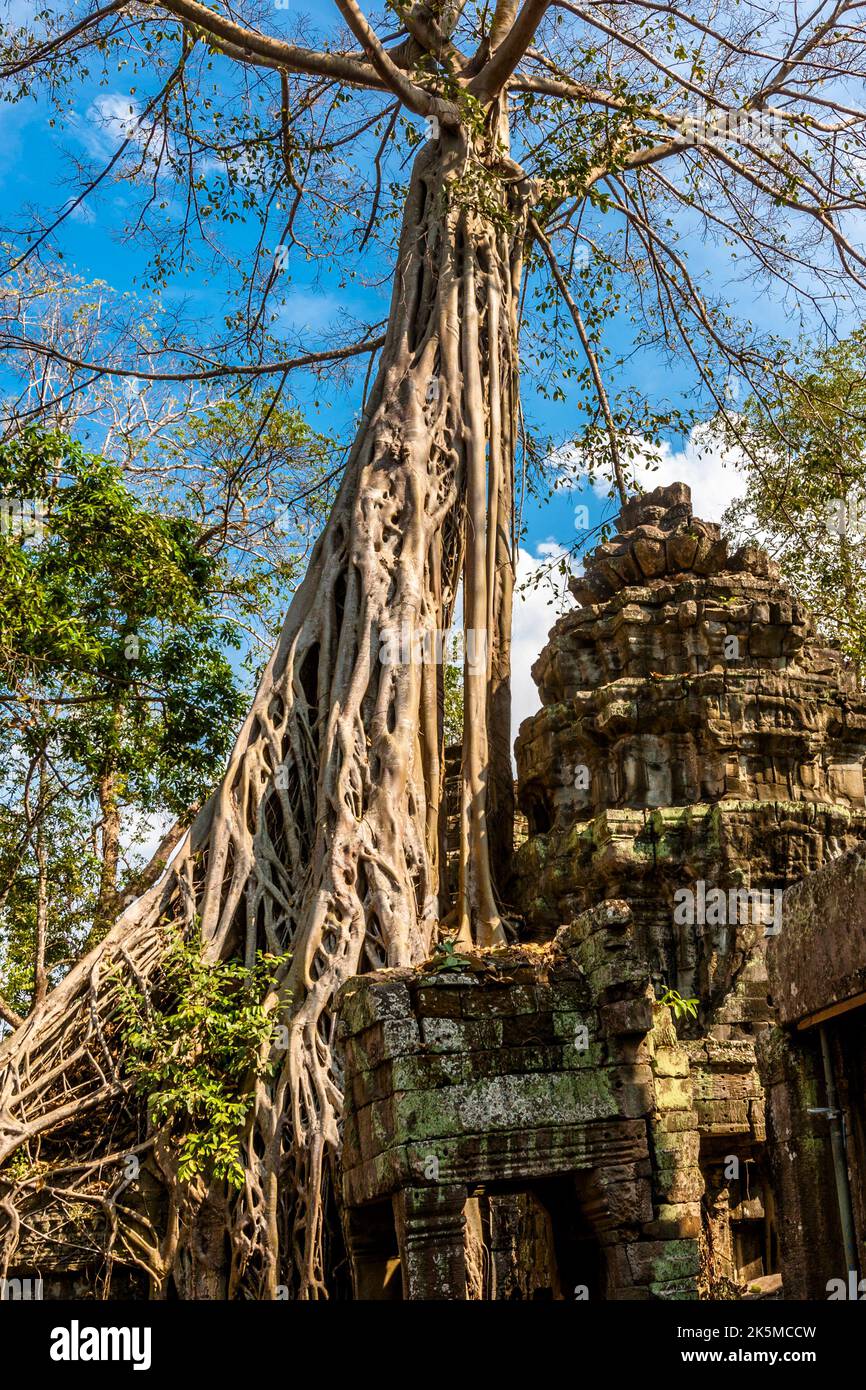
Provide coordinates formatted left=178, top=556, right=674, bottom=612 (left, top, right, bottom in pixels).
left=650, top=1239, right=701, bottom=1284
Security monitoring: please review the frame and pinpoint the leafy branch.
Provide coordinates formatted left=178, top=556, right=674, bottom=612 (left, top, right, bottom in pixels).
left=115, top=933, right=291, bottom=1188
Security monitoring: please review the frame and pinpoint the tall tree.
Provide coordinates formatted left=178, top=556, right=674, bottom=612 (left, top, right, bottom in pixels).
left=2, top=0, right=866, bottom=1298
left=0, top=429, right=247, bottom=1007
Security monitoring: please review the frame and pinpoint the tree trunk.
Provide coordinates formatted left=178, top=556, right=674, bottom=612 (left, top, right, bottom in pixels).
left=96, top=767, right=122, bottom=933
left=32, top=818, right=48, bottom=1010
left=0, top=126, right=529, bottom=1299
left=28, top=754, right=50, bottom=1011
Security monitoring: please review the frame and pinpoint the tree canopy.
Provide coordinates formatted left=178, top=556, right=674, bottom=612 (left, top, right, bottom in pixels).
left=3, top=0, right=866, bottom=480
left=0, top=427, right=250, bottom=1025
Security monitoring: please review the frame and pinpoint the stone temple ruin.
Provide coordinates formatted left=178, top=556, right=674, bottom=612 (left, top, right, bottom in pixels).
left=337, top=482, right=866, bottom=1299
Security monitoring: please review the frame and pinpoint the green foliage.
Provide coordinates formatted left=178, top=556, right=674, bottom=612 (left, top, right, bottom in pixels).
left=657, top=986, right=699, bottom=1021
left=0, top=789, right=100, bottom=1018
left=723, top=327, right=866, bottom=676
left=0, top=427, right=246, bottom=814
left=428, top=934, right=472, bottom=974
left=139, top=389, right=335, bottom=657
left=115, top=933, right=290, bottom=1188
left=443, top=661, right=463, bottom=744
left=0, top=427, right=249, bottom=1016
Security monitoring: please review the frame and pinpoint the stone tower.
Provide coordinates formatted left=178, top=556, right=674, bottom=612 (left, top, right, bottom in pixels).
left=335, top=481, right=866, bottom=1299
left=513, top=481, right=866, bottom=1284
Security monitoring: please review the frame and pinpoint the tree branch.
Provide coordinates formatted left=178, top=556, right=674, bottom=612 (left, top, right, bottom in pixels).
left=0, top=0, right=126, bottom=78
left=0, top=332, right=387, bottom=384
left=157, top=0, right=383, bottom=87
left=529, top=214, right=627, bottom=504
left=331, top=0, right=456, bottom=118
left=470, top=0, right=552, bottom=101
left=0, top=995, right=24, bottom=1031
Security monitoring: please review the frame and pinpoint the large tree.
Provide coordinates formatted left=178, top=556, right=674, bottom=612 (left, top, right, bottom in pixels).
left=0, top=427, right=249, bottom=1021
left=1, top=0, right=866, bottom=1298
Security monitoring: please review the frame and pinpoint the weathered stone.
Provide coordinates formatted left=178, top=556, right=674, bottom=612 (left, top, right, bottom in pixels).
left=758, top=849, right=866, bottom=1296
left=626, top=1238, right=701, bottom=1284
left=600, top=996, right=654, bottom=1036
left=654, top=1076, right=693, bottom=1111
left=419, top=1016, right=502, bottom=1052
left=415, top=987, right=463, bottom=1018
left=338, top=975, right=414, bottom=1033
left=645, top=1202, right=703, bottom=1240
left=653, top=1047, right=690, bottom=1078
left=768, top=844, right=866, bottom=1027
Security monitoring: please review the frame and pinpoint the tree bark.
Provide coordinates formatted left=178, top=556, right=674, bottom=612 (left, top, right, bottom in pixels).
left=96, top=767, right=122, bottom=932
left=30, top=753, right=50, bottom=1012
left=0, top=125, right=530, bottom=1298
left=32, top=810, right=48, bottom=1009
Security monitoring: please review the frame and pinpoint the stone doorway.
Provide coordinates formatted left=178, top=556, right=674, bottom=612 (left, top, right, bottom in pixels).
left=343, top=1180, right=610, bottom=1301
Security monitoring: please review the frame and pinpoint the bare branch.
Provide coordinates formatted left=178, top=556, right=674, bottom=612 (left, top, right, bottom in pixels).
left=0, top=997, right=24, bottom=1032
left=0, top=0, right=126, bottom=78
left=157, top=0, right=384, bottom=87
left=529, top=214, right=627, bottom=504
left=331, top=0, right=454, bottom=117
left=0, top=333, right=387, bottom=384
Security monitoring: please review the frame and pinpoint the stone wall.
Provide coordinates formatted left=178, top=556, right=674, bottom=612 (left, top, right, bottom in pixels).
left=511, top=482, right=866, bottom=1289
left=337, top=903, right=703, bottom=1300
left=767, top=844, right=866, bottom=1028
left=761, top=845, right=866, bottom=1297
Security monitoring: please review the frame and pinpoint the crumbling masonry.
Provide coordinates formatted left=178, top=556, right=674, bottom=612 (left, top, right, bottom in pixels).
left=337, top=482, right=866, bottom=1299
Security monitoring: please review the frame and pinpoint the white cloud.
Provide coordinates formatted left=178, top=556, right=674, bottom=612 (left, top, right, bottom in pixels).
left=560, top=421, right=749, bottom=524
left=75, top=93, right=262, bottom=188
left=69, top=201, right=96, bottom=226
left=77, top=94, right=148, bottom=161
left=73, top=94, right=176, bottom=183
left=510, top=544, right=577, bottom=751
